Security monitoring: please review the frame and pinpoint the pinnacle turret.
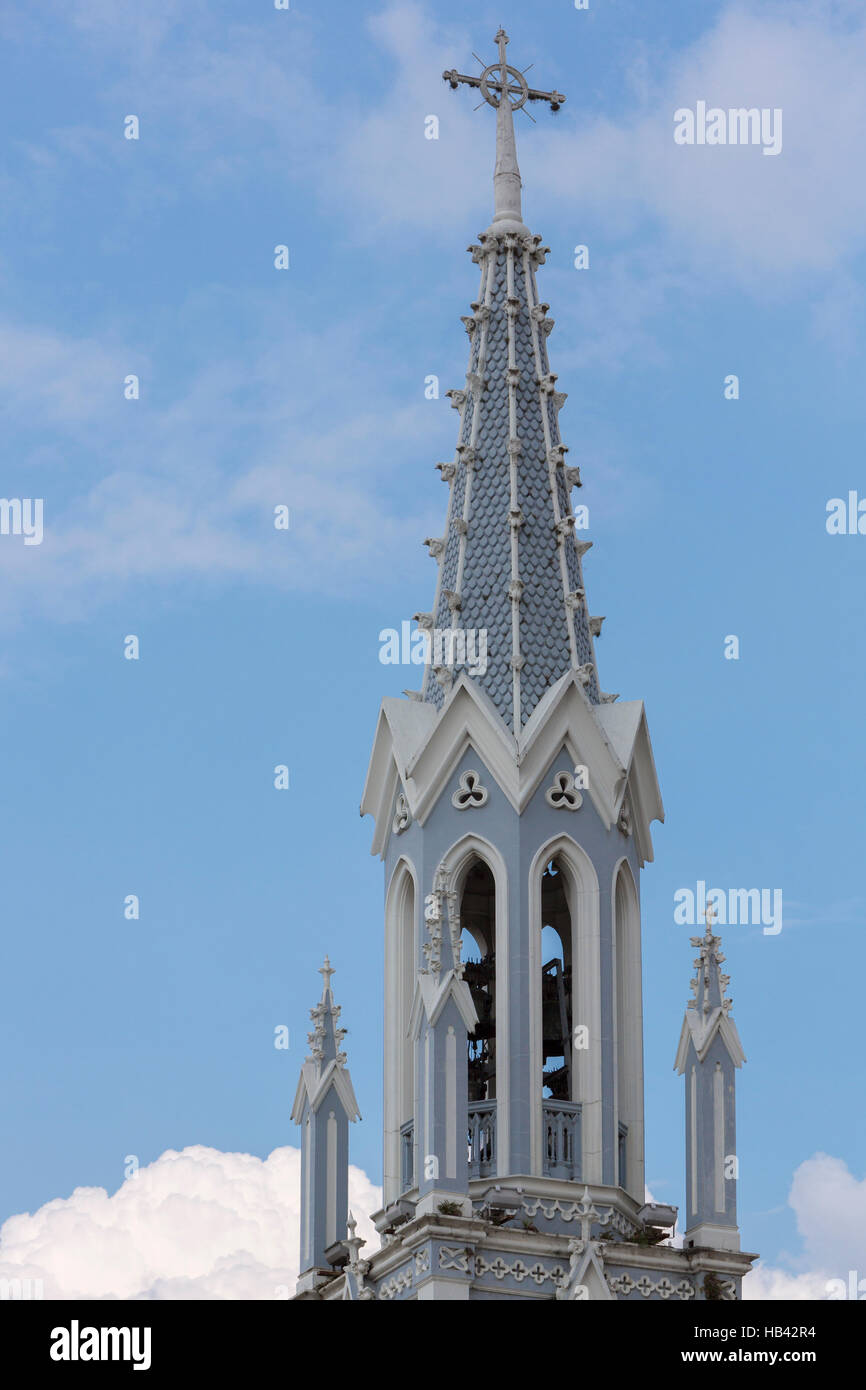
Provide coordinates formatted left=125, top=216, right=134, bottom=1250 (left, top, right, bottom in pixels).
left=292, top=959, right=360, bottom=1291
left=675, top=908, right=746, bottom=1253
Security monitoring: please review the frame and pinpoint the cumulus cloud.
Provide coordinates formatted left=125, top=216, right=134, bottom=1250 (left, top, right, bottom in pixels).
left=2, top=1145, right=862, bottom=1299
left=647, top=1157, right=865, bottom=1300
left=0, top=1145, right=381, bottom=1300
left=744, top=1153, right=866, bottom=1300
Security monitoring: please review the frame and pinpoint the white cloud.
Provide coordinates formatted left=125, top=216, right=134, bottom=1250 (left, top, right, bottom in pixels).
left=0, top=323, right=128, bottom=427
left=0, top=313, right=443, bottom=624
left=537, top=1, right=866, bottom=285
left=343, top=2, right=866, bottom=287
left=3, top=1146, right=862, bottom=1300
left=331, top=3, right=488, bottom=241
left=745, top=1266, right=836, bottom=1300
left=744, top=1153, right=866, bottom=1300
left=4, top=0, right=865, bottom=625
left=0, top=1145, right=381, bottom=1300
left=650, top=1155, right=866, bottom=1300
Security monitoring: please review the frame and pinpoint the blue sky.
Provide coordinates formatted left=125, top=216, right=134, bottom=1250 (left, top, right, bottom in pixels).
left=1, top=0, right=865, bottom=1295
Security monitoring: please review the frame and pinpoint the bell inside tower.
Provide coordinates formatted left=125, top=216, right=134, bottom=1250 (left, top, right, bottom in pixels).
left=541, top=858, right=573, bottom=1101
left=460, top=860, right=496, bottom=1102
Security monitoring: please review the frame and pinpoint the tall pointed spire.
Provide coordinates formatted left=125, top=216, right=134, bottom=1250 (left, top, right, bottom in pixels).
left=427, top=35, right=597, bottom=730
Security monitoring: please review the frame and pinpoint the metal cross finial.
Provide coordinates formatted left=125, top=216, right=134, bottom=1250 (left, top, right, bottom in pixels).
left=443, top=30, right=566, bottom=233
left=443, top=28, right=566, bottom=115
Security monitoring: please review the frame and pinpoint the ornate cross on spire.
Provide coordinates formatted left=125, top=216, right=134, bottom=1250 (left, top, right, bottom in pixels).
left=443, top=28, right=566, bottom=234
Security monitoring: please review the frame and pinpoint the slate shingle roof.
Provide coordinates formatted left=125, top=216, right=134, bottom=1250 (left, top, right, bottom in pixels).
left=421, top=229, right=600, bottom=731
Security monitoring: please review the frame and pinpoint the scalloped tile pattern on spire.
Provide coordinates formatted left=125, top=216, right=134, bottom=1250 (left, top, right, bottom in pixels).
left=422, top=231, right=599, bottom=731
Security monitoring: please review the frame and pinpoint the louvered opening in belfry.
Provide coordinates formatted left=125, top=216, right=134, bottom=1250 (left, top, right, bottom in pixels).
left=461, top=860, right=496, bottom=1103
left=541, top=858, right=573, bottom=1101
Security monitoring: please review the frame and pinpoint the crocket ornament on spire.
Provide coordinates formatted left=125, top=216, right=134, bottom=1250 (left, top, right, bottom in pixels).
left=443, top=28, right=566, bottom=235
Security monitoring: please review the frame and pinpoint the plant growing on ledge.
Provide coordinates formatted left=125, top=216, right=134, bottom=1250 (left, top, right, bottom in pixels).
left=631, top=1228, right=668, bottom=1248
left=703, top=1272, right=726, bottom=1301
left=437, top=1200, right=463, bottom=1216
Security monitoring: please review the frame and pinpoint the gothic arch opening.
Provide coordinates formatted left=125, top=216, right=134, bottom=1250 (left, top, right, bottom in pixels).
left=384, top=859, right=417, bottom=1203
left=529, top=834, right=601, bottom=1183
left=460, top=859, right=496, bottom=1102
left=436, top=834, right=509, bottom=1176
left=614, top=861, right=644, bottom=1200
left=540, top=858, right=573, bottom=1101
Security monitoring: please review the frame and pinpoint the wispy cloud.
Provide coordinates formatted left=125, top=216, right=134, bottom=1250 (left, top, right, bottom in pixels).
left=0, top=307, right=444, bottom=623
left=536, top=2, right=866, bottom=286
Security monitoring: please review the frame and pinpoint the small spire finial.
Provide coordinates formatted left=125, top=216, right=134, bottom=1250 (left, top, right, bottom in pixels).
left=687, top=904, right=735, bottom=1016
left=319, top=955, right=335, bottom=996
left=443, top=31, right=566, bottom=234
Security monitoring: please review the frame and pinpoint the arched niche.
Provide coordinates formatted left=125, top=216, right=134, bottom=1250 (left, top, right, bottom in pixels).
left=383, top=856, right=417, bottom=1204
left=613, top=858, right=644, bottom=1202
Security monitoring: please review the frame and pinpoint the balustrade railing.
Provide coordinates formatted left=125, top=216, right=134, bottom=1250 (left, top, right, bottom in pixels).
left=467, top=1100, right=497, bottom=1178
left=405, top=1101, right=579, bottom=1189
left=542, top=1100, right=581, bottom=1181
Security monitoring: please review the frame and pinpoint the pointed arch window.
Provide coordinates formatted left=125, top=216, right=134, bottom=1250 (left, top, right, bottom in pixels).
left=540, top=858, right=573, bottom=1100
left=614, top=864, right=644, bottom=1199
left=460, top=860, right=496, bottom=1102
left=384, top=861, right=417, bottom=1204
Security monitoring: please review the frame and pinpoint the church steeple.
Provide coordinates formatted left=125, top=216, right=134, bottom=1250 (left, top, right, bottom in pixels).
left=430, top=30, right=602, bottom=732
left=302, top=27, right=758, bottom=1301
